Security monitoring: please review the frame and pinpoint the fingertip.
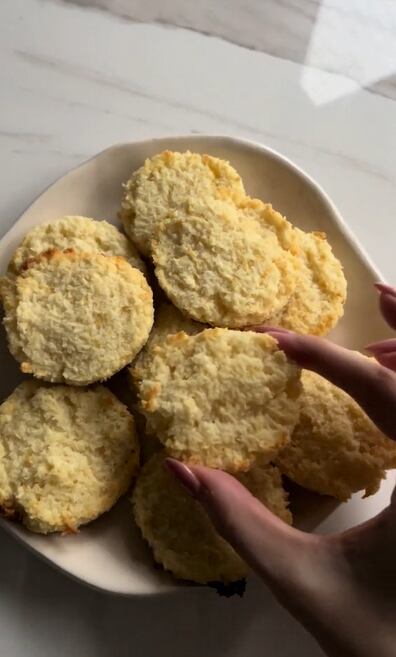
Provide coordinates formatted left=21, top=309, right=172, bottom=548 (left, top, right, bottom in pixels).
left=251, top=326, right=292, bottom=335
left=165, top=458, right=201, bottom=497
left=374, top=282, right=396, bottom=297
left=365, top=338, right=396, bottom=354
left=261, top=331, right=329, bottom=369
left=249, top=326, right=311, bottom=365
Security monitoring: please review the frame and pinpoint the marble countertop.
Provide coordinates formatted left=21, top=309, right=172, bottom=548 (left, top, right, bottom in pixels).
left=1, top=1, right=396, bottom=656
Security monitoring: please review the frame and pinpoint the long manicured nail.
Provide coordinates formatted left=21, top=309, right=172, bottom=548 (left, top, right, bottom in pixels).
left=165, top=458, right=201, bottom=497
left=252, top=326, right=292, bottom=335
left=374, top=283, right=396, bottom=297
left=365, top=338, right=396, bottom=354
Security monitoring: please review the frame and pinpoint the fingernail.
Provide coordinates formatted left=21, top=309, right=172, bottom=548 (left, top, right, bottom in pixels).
left=252, top=326, right=292, bottom=335
left=165, top=458, right=201, bottom=497
left=374, top=283, right=396, bottom=297
left=365, top=339, right=396, bottom=354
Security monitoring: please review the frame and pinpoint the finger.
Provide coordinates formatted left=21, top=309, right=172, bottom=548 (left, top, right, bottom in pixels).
left=366, top=338, right=396, bottom=354
left=379, top=293, right=396, bottom=330
left=365, top=338, right=396, bottom=371
left=374, top=352, right=396, bottom=371
left=256, top=328, right=396, bottom=441
left=374, top=282, right=396, bottom=297
left=165, top=458, right=309, bottom=582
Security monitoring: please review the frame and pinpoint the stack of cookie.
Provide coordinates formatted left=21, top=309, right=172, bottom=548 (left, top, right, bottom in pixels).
left=0, top=151, right=395, bottom=588
left=120, top=151, right=346, bottom=334
left=0, top=216, right=153, bottom=532
left=120, top=151, right=396, bottom=583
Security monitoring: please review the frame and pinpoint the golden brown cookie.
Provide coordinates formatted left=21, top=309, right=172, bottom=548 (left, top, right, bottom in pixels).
left=134, top=328, right=301, bottom=471
left=268, top=229, right=347, bottom=335
left=0, top=381, right=139, bottom=533
left=0, top=249, right=154, bottom=385
left=152, top=199, right=298, bottom=328
left=276, top=367, right=396, bottom=500
left=9, top=215, right=146, bottom=274
left=132, top=302, right=204, bottom=381
left=119, top=150, right=245, bottom=256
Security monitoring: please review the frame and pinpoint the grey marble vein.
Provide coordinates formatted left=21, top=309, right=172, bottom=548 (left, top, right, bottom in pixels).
left=45, top=0, right=322, bottom=59
left=16, top=48, right=396, bottom=185
left=15, top=83, right=180, bottom=132
left=15, top=49, right=270, bottom=135
left=50, top=0, right=396, bottom=101
left=0, top=131, right=52, bottom=143
left=11, top=148, right=88, bottom=160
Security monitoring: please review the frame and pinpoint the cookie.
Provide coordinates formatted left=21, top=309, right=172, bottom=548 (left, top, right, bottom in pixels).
left=276, top=368, right=396, bottom=500
left=0, top=249, right=154, bottom=385
left=0, top=381, right=139, bottom=533
left=9, top=215, right=146, bottom=274
left=132, top=452, right=291, bottom=583
left=235, top=196, right=298, bottom=251
left=134, top=328, right=301, bottom=471
left=132, top=302, right=204, bottom=381
left=119, top=150, right=245, bottom=256
left=131, top=303, right=204, bottom=456
left=268, top=229, right=347, bottom=335
left=152, top=198, right=297, bottom=328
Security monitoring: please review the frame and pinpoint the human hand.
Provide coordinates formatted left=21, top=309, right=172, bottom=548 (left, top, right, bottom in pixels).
left=166, top=283, right=396, bottom=657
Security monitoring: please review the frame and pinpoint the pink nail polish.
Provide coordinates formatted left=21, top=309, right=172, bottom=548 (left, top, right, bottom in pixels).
left=165, top=458, right=201, bottom=497
left=252, top=325, right=291, bottom=334
left=365, top=339, right=396, bottom=354
left=374, top=283, right=396, bottom=297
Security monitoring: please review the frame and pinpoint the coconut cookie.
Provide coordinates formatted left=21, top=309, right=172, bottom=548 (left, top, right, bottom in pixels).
left=9, top=215, right=146, bottom=275
left=0, top=250, right=154, bottom=385
left=132, top=302, right=204, bottom=381
left=276, top=368, right=396, bottom=500
left=152, top=199, right=297, bottom=328
left=236, top=196, right=298, bottom=252
left=268, top=229, right=347, bottom=335
left=119, top=150, right=245, bottom=256
left=0, top=381, right=139, bottom=533
left=132, top=452, right=291, bottom=583
left=134, top=329, right=301, bottom=471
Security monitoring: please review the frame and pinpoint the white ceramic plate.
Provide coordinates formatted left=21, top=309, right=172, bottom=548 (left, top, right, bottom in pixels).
left=0, top=135, right=394, bottom=595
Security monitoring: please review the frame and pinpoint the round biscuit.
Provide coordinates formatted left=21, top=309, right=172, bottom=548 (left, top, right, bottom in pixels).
left=1, top=250, right=154, bottom=385
left=152, top=199, right=298, bottom=328
left=132, top=302, right=204, bottom=383
left=134, top=328, right=301, bottom=471
left=131, top=303, right=204, bottom=459
left=0, top=381, right=139, bottom=533
left=235, top=196, right=298, bottom=251
left=9, top=215, right=146, bottom=274
left=268, top=229, right=347, bottom=335
left=276, top=368, right=396, bottom=500
left=132, top=452, right=291, bottom=583
left=119, top=150, right=245, bottom=256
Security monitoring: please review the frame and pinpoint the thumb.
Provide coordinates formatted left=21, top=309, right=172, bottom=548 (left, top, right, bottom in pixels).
left=165, top=458, right=312, bottom=585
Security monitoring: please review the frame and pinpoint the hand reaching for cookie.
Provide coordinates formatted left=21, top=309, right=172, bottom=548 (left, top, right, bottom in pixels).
left=166, top=284, right=396, bottom=657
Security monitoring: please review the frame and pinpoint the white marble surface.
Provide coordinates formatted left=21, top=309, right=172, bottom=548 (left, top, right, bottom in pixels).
left=62, top=0, right=396, bottom=100
left=1, top=0, right=396, bottom=655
